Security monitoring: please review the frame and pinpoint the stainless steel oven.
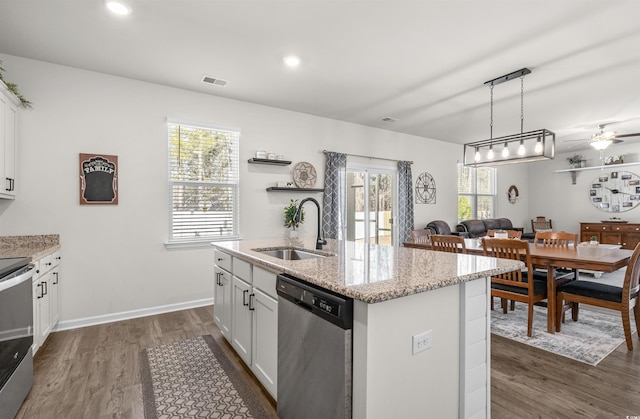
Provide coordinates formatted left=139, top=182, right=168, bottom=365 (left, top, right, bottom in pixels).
left=0, top=257, right=35, bottom=419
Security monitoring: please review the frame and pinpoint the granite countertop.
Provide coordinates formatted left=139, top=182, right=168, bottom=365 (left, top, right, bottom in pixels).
left=0, top=235, right=61, bottom=260
left=212, top=237, right=524, bottom=304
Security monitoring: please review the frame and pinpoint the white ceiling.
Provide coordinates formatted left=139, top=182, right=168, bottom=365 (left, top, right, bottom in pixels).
left=2, top=0, right=640, bottom=154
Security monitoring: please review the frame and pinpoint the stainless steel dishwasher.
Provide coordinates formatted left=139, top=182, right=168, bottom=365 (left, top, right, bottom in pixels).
left=276, top=273, right=354, bottom=419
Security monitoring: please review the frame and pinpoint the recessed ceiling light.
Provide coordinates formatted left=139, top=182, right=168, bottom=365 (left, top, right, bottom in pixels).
left=104, top=0, right=132, bottom=16
left=283, top=55, right=301, bottom=68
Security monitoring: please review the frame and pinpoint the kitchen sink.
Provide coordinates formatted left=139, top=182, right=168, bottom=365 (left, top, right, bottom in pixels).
left=253, top=248, right=331, bottom=260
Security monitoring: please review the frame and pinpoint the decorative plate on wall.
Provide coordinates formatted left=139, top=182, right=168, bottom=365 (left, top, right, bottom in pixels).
left=588, top=170, right=640, bottom=213
left=507, top=185, right=519, bottom=204
left=415, top=172, right=436, bottom=204
left=292, top=162, right=317, bottom=188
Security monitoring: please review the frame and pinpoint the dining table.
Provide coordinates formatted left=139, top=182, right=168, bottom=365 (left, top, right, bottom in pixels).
left=403, top=238, right=634, bottom=333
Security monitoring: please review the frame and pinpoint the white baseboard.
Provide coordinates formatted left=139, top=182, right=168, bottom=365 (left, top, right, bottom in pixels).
left=53, top=298, right=214, bottom=332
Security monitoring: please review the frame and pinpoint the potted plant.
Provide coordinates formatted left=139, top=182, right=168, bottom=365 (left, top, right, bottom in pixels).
left=590, top=235, right=598, bottom=245
left=566, top=154, right=584, bottom=169
left=284, top=199, right=304, bottom=231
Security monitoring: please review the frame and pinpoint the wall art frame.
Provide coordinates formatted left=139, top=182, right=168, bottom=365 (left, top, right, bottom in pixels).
left=79, top=153, right=118, bottom=205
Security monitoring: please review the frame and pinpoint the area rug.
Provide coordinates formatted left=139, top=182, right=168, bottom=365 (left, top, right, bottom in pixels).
left=491, top=304, right=635, bottom=366
left=140, top=335, right=271, bottom=419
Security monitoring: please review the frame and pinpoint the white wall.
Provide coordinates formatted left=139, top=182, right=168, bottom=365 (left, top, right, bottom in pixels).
left=0, top=54, right=465, bottom=323
left=527, top=144, right=640, bottom=233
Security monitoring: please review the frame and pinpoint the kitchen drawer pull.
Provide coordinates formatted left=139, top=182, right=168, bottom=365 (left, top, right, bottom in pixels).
left=249, top=293, right=255, bottom=311
left=243, top=289, right=249, bottom=306
left=37, top=283, right=43, bottom=299
left=53, top=272, right=59, bottom=285
left=42, top=281, right=48, bottom=296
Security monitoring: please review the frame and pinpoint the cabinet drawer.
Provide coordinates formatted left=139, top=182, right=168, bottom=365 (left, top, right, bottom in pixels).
left=582, top=224, right=609, bottom=232
left=616, top=224, right=640, bottom=233
left=214, top=249, right=232, bottom=272
left=39, top=254, right=53, bottom=272
left=253, top=266, right=277, bottom=299
left=233, top=257, right=252, bottom=282
left=51, top=250, right=62, bottom=268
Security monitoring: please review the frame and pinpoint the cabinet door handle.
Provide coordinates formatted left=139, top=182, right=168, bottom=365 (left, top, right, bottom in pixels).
left=249, top=293, right=255, bottom=311
left=216, top=272, right=221, bottom=286
left=243, top=289, right=249, bottom=306
left=42, top=281, right=48, bottom=296
left=53, top=272, right=59, bottom=285
left=37, top=283, right=43, bottom=299
left=5, top=178, right=10, bottom=192
left=217, top=257, right=223, bottom=262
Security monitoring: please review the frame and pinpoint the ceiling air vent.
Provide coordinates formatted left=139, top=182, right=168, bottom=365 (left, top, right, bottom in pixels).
left=202, top=75, right=228, bottom=87
left=381, top=117, right=398, bottom=123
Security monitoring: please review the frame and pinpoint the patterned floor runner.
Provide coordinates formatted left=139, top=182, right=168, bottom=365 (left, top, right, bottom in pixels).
left=140, top=335, right=271, bottom=419
left=491, top=304, right=635, bottom=366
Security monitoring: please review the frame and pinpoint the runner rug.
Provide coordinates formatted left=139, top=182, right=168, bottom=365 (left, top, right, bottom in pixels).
left=140, top=335, right=271, bottom=419
left=491, top=304, right=635, bottom=366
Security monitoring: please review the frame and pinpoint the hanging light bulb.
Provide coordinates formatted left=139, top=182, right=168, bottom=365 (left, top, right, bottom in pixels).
left=474, top=147, right=481, bottom=162
left=501, top=141, right=510, bottom=158
left=534, top=136, right=543, bottom=153
left=518, top=138, right=526, bottom=155
left=487, top=143, right=494, bottom=159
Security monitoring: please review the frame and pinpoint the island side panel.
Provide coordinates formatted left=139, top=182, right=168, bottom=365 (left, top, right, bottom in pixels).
left=352, top=283, right=461, bottom=419
left=459, top=276, right=491, bottom=419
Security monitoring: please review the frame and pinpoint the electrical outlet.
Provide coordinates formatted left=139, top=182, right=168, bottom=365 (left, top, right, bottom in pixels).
left=412, top=329, right=433, bottom=355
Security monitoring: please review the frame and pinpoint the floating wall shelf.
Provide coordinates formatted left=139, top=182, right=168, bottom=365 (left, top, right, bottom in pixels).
left=248, top=158, right=292, bottom=166
left=266, top=187, right=324, bottom=192
left=555, top=162, right=640, bottom=173
left=555, top=162, right=640, bottom=185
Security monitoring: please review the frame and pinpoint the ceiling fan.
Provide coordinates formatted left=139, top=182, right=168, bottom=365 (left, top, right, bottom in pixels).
left=563, top=123, right=640, bottom=150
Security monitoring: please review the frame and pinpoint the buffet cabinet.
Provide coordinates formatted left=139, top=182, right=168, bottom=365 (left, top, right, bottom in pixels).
left=580, top=222, right=640, bottom=250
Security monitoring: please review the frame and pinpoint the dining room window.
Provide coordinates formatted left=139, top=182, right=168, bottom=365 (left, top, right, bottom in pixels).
left=167, top=120, right=239, bottom=244
left=457, top=163, right=495, bottom=221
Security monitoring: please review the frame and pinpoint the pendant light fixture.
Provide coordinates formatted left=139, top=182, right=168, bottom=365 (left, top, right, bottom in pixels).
left=463, top=68, right=555, bottom=166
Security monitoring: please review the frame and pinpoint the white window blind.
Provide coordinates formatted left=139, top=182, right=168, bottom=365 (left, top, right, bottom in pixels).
left=168, top=121, right=239, bottom=242
left=457, top=164, right=495, bottom=221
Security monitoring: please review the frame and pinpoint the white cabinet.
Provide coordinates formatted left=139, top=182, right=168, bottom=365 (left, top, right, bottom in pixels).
left=213, top=248, right=279, bottom=399
left=214, top=249, right=232, bottom=340
left=32, top=250, right=62, bottom=354
left=251, top=286, right=278, bottom=397
left=50, top=251, right=62, bottom=326
left=231, top=276, right=252, bottom=364
left=0, top=81, right=19, bottom=199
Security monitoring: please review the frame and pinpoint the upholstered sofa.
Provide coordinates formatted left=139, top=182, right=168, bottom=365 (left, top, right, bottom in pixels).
left=425, top=220, right=462, bottom=236
left=455, top=218, right=524, bottom=238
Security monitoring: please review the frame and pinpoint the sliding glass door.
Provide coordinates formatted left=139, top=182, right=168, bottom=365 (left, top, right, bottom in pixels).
left=346, top=168, right=396, bottom=246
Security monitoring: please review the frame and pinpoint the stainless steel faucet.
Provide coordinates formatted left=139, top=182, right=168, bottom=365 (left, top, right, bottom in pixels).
left=294, top=197, right=327, bottom=250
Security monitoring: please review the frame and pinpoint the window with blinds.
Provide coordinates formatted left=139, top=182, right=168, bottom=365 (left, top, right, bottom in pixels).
left=168, top=121, right=239, bottom=242
left=457, top=164, right=495, bottom=221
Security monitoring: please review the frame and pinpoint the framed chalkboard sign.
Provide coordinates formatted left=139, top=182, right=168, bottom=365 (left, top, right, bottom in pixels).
left=79, top=153, right=118, bottom=205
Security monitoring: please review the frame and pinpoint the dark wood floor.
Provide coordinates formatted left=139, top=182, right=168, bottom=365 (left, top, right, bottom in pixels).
left=16, top=306, right=640, bottom=418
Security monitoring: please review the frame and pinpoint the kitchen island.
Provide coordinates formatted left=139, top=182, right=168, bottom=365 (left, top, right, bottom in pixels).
left=212, top=237, right=523, bottom=419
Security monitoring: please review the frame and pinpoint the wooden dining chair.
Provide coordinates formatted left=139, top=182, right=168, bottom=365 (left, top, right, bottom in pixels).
left=533, top=231, right=579, bottom=282
left=411, top=229, right=431, bottom=244
left=430, top=234, right=467, bottom=254
left=487, top=229, right=522, bottom=239
left=534, top=231, right=577, bottom=246
left=531, top=216, right=553, bottom=233
left=556, top=243, right=640, bottom=350
left=482, top=237, right=547, bottom=337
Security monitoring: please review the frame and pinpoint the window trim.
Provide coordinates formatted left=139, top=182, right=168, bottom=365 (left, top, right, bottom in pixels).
left=166, top=119, right=240, bottom=247
left=457, top=164, right=496, bottom=221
